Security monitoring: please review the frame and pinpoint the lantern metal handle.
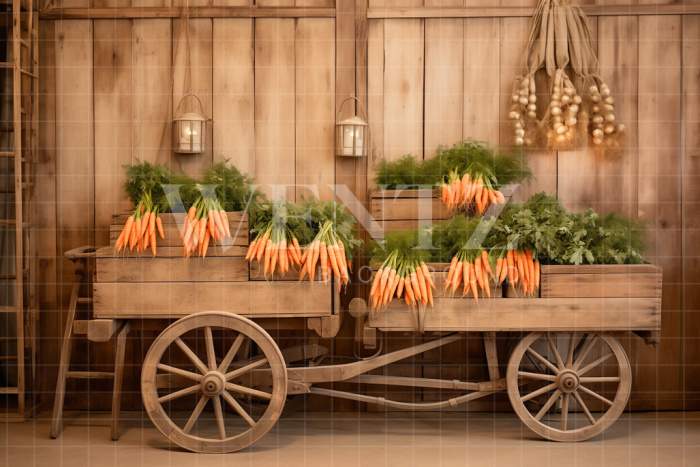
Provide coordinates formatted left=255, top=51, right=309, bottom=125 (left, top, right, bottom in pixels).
left=337, top=96, right=368, bottom=122
left=174, top=93, right=210, bottom=120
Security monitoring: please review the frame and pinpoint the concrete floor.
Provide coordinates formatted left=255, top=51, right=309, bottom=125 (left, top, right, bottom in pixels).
left=1, top=411, right=699, bottom=466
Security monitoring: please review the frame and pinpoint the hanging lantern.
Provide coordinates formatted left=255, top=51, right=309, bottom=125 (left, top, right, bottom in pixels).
left=336, top=96, right=369, bottom=157
left=174, top=94, right=208, bottom=154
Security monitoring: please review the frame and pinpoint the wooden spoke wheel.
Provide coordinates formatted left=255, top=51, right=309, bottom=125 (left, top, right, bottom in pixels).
left=506, top=332, right=631, bottom=442
left=141, top=312, right=288, bottom=453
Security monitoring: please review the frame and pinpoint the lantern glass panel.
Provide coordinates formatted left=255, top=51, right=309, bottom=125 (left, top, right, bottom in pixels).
left=175, top=119, right=205, bottom=153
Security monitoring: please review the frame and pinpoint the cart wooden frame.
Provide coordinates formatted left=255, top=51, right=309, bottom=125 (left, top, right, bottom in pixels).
left=82, top=210, right=662, bottom=452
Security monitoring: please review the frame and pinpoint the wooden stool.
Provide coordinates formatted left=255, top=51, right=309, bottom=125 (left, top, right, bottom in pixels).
left=50, top=246, right=130, bottom=441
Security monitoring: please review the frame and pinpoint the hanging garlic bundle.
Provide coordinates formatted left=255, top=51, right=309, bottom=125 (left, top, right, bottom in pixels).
left=509, top=0, right=627, bottom=158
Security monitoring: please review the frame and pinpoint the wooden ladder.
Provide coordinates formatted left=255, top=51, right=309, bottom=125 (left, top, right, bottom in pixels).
left=0, top=0, right=39, bottom=421
left=50, top=247, right=129, bottom=441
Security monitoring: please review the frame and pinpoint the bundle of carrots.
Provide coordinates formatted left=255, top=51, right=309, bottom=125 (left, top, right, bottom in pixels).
left=503, top=248, right=540, bottom=297
left=370, top=251, right=435, bottom=311
left=180, top=195, right=232, bottom=258
left=444, top=250, right=495, bottom=302
left=297, top=221, right=351, bottom=289
left=441, top=169, right=505, bottom=214
left=115, top=201, right=165, bottom=256
left=245, top=221, right=302, bottom=276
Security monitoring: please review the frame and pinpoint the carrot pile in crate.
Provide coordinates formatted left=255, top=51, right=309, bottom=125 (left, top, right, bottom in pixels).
left=180, top=195, right=232, bottom=258
left=370, top=250, right=436, bottom=310
left=441, top=169, right=506, bottom=214
left=246, top=197, right=362, bottom=289
left=115, top=159, right=259, bottom=257
left=115, top=201, right=165, bottom=254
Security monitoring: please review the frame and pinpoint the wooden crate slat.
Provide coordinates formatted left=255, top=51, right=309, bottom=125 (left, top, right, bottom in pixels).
left=93, top=281, right=334, bottom=319
left=540, top=272, right=661, bottom=298
left=249, top=262, right=326, bottom=282
left=369, top=297, right=660, bottom=332
left=95, top=245, right=247, bottom=258
left=370, top=189, right=439, bottom=199
left=540, top=264, right=660, bottom=275
left=370, top=196, right=449, bottom=222
left=96, top=256, right=249, bottom=283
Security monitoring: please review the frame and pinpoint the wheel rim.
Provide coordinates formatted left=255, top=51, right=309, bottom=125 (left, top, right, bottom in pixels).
left=506, top=332, right=631, bottom=442
left=141, top=312, right=288, bottom=453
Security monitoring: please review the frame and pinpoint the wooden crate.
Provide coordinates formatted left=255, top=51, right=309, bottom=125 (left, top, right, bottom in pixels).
left=370, top=189, right=450, bottom=234
left=94, top=210, right=337, bottom=320
left=369, top=263, right=662, bottom=333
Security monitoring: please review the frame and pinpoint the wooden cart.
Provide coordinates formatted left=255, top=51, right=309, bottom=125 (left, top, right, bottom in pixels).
left=88, top=209, right=662, bottom=453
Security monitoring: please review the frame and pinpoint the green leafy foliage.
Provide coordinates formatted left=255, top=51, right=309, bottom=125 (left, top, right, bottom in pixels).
left=369, top=228, right=432, bottom=266
left=122, top=158, right=260, bottom=214
left=373, top=139, right=532, bottom=189
left=488, top=193, right=648, bottom=265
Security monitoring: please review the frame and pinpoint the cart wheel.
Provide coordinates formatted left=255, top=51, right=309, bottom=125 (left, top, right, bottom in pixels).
left=141, top=312, right=288, bottom=453
left=506, top=332, right=631, bottom=442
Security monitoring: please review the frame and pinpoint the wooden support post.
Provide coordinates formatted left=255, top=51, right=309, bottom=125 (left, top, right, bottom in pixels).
left=50, top=281, right=80, bottom=439
left=111, top=321, right=130, bottom=441
left=483, top=331, right=500, bottom=381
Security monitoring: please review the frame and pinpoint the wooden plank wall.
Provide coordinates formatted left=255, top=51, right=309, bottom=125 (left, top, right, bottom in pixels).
left=36, top=0, right=699, bottom=411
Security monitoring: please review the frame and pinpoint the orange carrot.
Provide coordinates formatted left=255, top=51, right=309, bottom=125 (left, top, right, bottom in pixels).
left=219, top=210, right=231, bottom=238
left=421, top=263, right=436, bottom=290
left=469, top=263, right=479, bottom=301
left=411, top=272, right=423, bottom=303
left=475, top=258, right=484, bottom=292
left=462, top=260, right=470, bottom=297
left=383, top=271, right=397, bottom=305
left=299, top=261, right=309, bottom=281
left=534, top=261, right=540, bottom=290
left=445, top=257, right=458, bottom=290
left=481, top=188, right=489, bottom=213
left=499, top=259, right=508, bottom=284
left=482, top=266, right=491, bottom=297
left=415, top=266, right=428, bottom=303
left=404, top=278, right=415, bottom=304
left=327, top=244, right=340, bottom=280
left=263, top=240, right=272, bottom=274
left=270, top=242, right=279, bottom=274
left=396, top=277, right=405, bottom=299
left=506, top=250, right=515, bottom=283
left=256, top=231, right=270, bottom=262
left=319, top=242, right=328, bottom=284
left=280, top=240, right=288, bottom=274
left=187, top=206, right=196, bottom=221
left=482, top=251, right=493, bottom=278
left=202, top=229, right=210, bottom=258
left=246, top=240, right=258, bottom=261
left=300, top=245, right=310, bottom=264
left=451, top=262, right=463, bottom=294
left=309, top=242, right=320, bottom=282
left=494, top=190, right=505, bottom=204
left=495, top=258, right=503, bottom=284
left=487, top=190, right=496, bottom=204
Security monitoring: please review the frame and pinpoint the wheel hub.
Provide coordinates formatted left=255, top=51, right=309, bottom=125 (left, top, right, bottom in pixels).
left=556, top=369, right=580, bottom=393
left=201, top=371, right=226, bottom=397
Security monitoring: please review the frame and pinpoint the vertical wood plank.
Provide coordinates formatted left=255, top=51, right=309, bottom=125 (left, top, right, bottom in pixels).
left=172, top=18, right=213, bottom=177
left=37, top=20, right=58, bottom=408
left=682, top=14, right=700, bottom=407
left=254, top=19, right=296, bottom=200
left=557, top=17, right=600, bottom=214
left=597, top=16, right=639, bottom=219
left=499, top=17, right=556, bottom=201
left=463, top=17, right=500, bottom=147
left=94, top=19, right=132, bottom=247
left=212, top=19, right=254, bottom=175
left=424, top=18, right=463, bottom=159
left=367, top=19, right=384, bottom=187
left=634, top=15, right=683, bottom=405
left=383, top=19, right=424, bottom=161
left=55, top=20, right=94, bottom=309
left=132, top=19, right=172, bottom=165
left=295, top=18, right=336, bottom=202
